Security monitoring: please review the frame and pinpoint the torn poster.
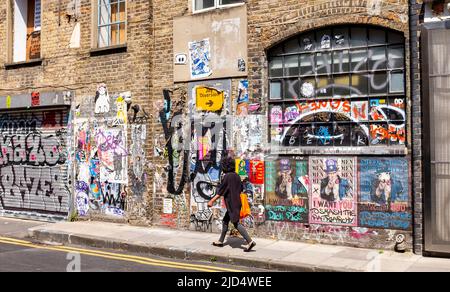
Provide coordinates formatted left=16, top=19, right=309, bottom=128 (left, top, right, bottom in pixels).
left=189, top=38, right=212, bottom=79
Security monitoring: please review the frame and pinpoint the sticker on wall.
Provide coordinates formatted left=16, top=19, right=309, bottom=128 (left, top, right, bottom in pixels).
left=6, top=96, right=11, bottom=108
left=359, top=158, right=411, bottom=230
left=321, top=35, right=331, bottom=49
left=163, top=198, right=173, bottom=214
left=195, top=86, right=224, bottom=112
left=175, top=53, right=188, bottom=65
left=95, top=83, right=110, bottom=114
left=189, top=38, right=212, bottom=79
left=309, top=157, right=357, bottom=226
left=31, top=92, right=40, bottom=107
left=237, top=80, right=249, bottom=104
left=301, top=82, right=315, bottom=98
left=238, top=58, right=246, bottom=72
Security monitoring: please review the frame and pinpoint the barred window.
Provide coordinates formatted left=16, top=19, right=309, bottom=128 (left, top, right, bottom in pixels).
left=268, top=26, right=406, bottom=150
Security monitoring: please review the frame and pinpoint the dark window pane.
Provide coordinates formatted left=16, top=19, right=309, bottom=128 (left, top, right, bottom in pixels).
left=301, top=33, right=315, bottom=52
left=388, top=45, right=404, bottom=69
left=269, top=44, right=284, bottom=57
left=368, top=28, right=386, bottom=46
left=316, top=124, right=334, bottom=146
left=270, top=81, right=282, bottom=100
left=220, top=0, right=243, bottom=5
left=351, top=49, right=368, bottom=71
left=334, top=75, right=350, bottom=97
left=351, top=124, right=369, bottom=146
left=369, top=47, right=387, bottom=70
left=370, top=73, right=388, bottom=94
left=333, top=27, right=349, bottom=49
left=317, top=29, right=332, bottom=50
left=351, top=27, right=367, bottom=47
left=284, top=55, right=299, bottom=76
left=284, top=79, right=300, bottom=99
left=195, top=0, right=214, bottom=10
left=316, top=52, right=332, bottom=75
left=284, top=38, right=300, bottom=54
left=300, top=54, right=315, bottom=75
left=388, top=98, right=406, bottom=121
left=333, top=50, right=349, bottom=73
left=351, top=74, right=369, bottom=96
left=334, top=123, right=351, bottom=146
left=389, top=72, right=404, bottom=93
left=316, top=76, right=333, bottom=97
left=269, top=57, right=283, bottom=77
left=300, top=124, right=316, bottom=146
left=388, top=31, right=404, bottom=44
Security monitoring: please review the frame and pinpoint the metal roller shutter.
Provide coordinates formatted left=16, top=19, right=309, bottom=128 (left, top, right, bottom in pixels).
left=0, top=107, right=70, bottom=221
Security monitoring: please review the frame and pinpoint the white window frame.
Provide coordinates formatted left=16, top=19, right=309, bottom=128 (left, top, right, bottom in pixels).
left=92, top=0, right=127, bottom=49
left=193, top=0, right=245, bottom=14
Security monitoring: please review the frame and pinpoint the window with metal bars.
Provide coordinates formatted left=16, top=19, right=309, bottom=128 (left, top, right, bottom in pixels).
left=97, top=0, right=126, bottom=48
left=267, top=25, right=407, bottom=150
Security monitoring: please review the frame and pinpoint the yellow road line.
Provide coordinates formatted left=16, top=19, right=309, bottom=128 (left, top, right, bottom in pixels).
left=0, top=237, right=244, bottom=272
left=0, top=236, right=33, bottom=244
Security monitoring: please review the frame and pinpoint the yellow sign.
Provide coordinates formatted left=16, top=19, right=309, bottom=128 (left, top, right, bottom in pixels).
left=195, top=87, right=224, bottom=112
left=6, top=96, right=11, bottom=108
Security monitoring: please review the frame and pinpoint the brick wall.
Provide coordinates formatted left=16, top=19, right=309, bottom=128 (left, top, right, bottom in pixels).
left=0, top=0, right=153, bottom=224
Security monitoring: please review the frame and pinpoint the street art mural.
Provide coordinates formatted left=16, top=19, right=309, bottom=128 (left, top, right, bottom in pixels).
left=265, top=158, right=309, bottom=223
left=268, top=26, right=407, bottom=150
left=0, top=111, right=69, bottom=217
left=74, top=86, right=134, bottom=217
left=309, top=157, right=357, bottom=226
left=359, top=158, right=411, bottom=230
left=187, top=80, right=232, bottom=232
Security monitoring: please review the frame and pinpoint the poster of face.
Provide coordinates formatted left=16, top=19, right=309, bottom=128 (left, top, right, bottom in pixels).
left=265, top=158, right=309, bottom=223
left=189, top=38, right=212, bottom=79
left=359, top=158, right=411, bottom=230
left=309, top=157, right=357, bottom=226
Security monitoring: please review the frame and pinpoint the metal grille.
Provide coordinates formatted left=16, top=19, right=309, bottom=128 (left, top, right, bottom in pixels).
left=0, top=108, right=70, bottom=221
left=424, top=27, right=450, bottom=253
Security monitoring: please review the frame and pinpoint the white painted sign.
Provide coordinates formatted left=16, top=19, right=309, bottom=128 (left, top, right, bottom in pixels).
left=175, top=54, right=187, bottom=65
left=163, top=198, right=173, bottom=214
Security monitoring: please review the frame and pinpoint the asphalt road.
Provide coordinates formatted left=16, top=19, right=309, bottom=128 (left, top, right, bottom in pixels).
left=0, top=236, right=265, bottom=272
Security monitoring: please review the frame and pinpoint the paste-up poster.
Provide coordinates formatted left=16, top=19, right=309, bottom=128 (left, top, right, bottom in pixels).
left=309, top=157, right=357, bottom=226
left=97, top=127, right=128, bottom=184
left=264, top=158, right=309, bottom=223
left=359, top=158, right=411, bottom=230
left=189, top=38, right=212, bottom=79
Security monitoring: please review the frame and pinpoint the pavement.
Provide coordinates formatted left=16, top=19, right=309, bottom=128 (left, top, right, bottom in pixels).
left=0, top=218, right=265, bottom=272
left=16, top=220, right=450, bottom=272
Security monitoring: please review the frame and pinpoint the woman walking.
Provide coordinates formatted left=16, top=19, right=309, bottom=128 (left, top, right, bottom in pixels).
left=207, top=156, right=256, bottom=252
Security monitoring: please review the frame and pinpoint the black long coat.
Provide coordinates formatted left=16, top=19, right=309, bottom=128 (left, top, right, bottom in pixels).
left=217, top=172, right=243, bottom=224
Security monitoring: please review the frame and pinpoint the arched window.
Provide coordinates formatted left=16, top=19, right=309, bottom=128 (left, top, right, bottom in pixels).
left=268, top=25, right=406, bottom=150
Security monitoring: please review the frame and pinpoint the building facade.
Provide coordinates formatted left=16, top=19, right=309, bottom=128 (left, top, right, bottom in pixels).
left=0, top=0, right=153, bottom=224
left=151, top=0, right=418, bottom=252
left=1, top=0, right=448, bottom=255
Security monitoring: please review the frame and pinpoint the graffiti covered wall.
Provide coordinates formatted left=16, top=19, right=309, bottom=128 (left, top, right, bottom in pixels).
left=73, top=85, right=148, bottom=220
left=0, top=109, right=70, bottom=220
